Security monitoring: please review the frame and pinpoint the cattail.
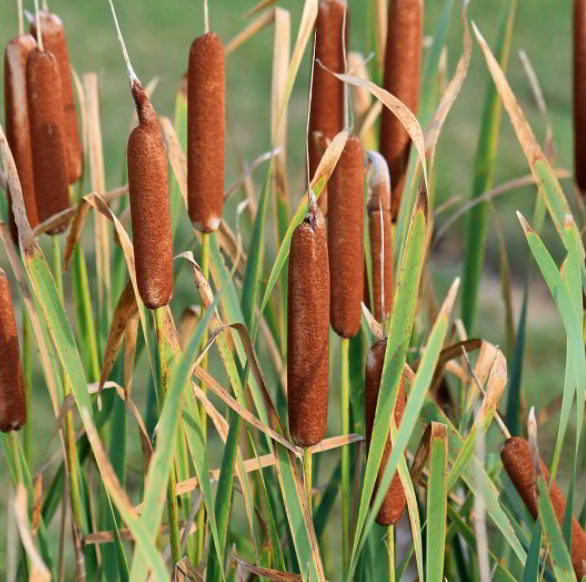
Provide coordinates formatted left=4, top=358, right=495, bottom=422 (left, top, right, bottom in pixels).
left=127, top=81, right=173, bottom=309
left=380, top=0, right=422, bottom=219
left=501, top=437, right=586, bottom=580
left=309, top=0, right=347, bottom=214
left=364, top=338, right=406, bottom=525
left=26, top=47, right=70, bottom=232
left=4, top=34, right=38, bottom=236
left=575, top=0, right=586, bottom=193
left=328, top=135, right=364, bottom=338
left=30, top=11, right=82, bottom=184
left=367, top=151, right=393, bottom=322
left=187, top=32, right=224, bottom=232
left=0, top=269, right=26, bottom=432
left=287, top=205, right=330, bottom=447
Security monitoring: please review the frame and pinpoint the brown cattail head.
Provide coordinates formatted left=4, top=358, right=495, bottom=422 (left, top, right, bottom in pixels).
left=367, top=152, right=392, bottom=322
left=4, top=34, right=38, bottom=237
left=0, top=269, right=26, bottom=432
left=380, top=0, right=422, bottom=219
left=187, top=32, right=224, bottom=233
left=501, top=437, right=586, bottom=580
left=26, top=47, right=70, bottom=233
left=309, top=0, right=348, bottom=214
left=328, top=135, right=365, bottom=338
left=364, top=338, right=406, bottom=525
left=287, top=206, right=330, bottom=447
left=30, top=11, right=83, bottom=184
left=127, top=81, right=173, bottom=309
left=575, top=0, right=586, bottom=193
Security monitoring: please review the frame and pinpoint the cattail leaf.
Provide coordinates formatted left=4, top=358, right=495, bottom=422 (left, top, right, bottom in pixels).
left=168, top=84, right=188, bottom=241
left=258, top=130, right=349, bottom=328
left=447, top=343, right=507, bottom=490
left=447, top=505, right=518, bottom=582
left=523, top=520, right=543, bottom=582
left=225, top=8, right=276, bottom=55
left=462, top=0, right=518, bottom=333
left=473, top=22, right=584, bottom=258
left=81, top=408, right=170, bottom=582
left=426, top=423, right=448, bottom=582
left=537, top=475, right=577, bottom=582
left=349, top=188, right=430, bottom=576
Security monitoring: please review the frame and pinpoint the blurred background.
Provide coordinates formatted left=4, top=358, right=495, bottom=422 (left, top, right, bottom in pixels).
left=0, top=0, right=580, bottom=573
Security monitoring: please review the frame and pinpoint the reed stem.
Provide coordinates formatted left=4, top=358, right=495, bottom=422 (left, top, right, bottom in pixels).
left=154, top=307, right=181, bottom=565
left=388, top=525, right=396, bottom=582
left=195, top=231, right=210, bottom=564
left=304, top=447, right=313, bottom=515
left=340, top=337, right=350, bottom=572
left=22, top=309, right=32, bottom=466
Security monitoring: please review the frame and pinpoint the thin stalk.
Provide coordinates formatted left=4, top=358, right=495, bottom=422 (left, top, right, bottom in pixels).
left=52, top=236, right=84, bottom=543
left=155, top=307, right=181, bottom=565
left=388, top=525, right=396, bottom=582
left=340, top=337, right=350, bottom=572
left=195, top=231, right=210, bottom=564
left=22, top=309, right=32, bottom=466
left=304, top=447, right=313, bottom=515
left=17, top=0, right=24, bottom=36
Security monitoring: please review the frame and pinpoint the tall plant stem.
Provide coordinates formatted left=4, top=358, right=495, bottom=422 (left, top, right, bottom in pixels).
left=195, top=231, right=210, bottom=564
left=304, top=447, right=313, bottom=515
left=22, top=309, right=33, bottom=465
left=155, top=307, right=181, bottom=565
left=388, top=525, right=396, bottom=582
left=52, top=236, right=84, bottom=540
left=340, top=337, right=350, bottom=572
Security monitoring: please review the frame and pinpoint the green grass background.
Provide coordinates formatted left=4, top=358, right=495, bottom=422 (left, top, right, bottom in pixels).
left=0, top=0, right=581, bottom=573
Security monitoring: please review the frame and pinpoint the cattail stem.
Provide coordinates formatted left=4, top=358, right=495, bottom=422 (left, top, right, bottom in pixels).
left=304, top=447, right=313, bottom=514
left=22, top=309, right=33, bottom=465
left=203, top=0, right=210, bottom=34
left=388, top=525, right=396, bottom=582
left=33, top=0, right=43, bottom=51
left=17, top=0, right=24, bottom=36
left=41, top=0, right=48, bottom=11
left=195, top=232, right=210, bottom=564
left=340, top=336, right=350, bottom=572
left=154, top=307, right=181, bottom=565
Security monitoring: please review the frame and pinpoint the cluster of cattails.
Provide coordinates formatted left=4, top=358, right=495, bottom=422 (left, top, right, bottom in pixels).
left=501, top=437, right=586, bottom=580
left=0, top=269, right=26, bottom=433
left=4, top=7, right=81, bottom=237
left=574, top=0, right=586, bottom=193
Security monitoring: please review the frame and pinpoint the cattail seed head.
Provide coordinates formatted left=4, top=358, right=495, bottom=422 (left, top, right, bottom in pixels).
left=328, top=135, right=365, bottom=338
left=501, top=437, right=586, bottom=580
left=287, top=206, right=330, bottom=447
left=364, top=338, right=406, bottom=526
left=309, top=0, right=347, bottom=214
left=367, top=152, right=392, bottom=322
left=26, top=47, right=71, bottom=233
left=187, top=32, right=225, bottom=232
left=380, top=0, right=422, bottom=219
left=4, top=34, right=38, bottom=236
left=0, top=270, right=26, bottom=432
left=30, top=12, right=82, bottom=184
left=127, top=81, right=173, bottom=309
left=574, top=0, right=586, bottom=193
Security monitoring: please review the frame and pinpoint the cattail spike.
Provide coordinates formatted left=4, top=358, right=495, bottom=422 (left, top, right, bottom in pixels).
left=364, top=339, right=406, bottom=525
left=0, top=269, right=26, bottom=432
left=107, top=0, right=139, bottom=86
left=287, top=206, right=330, bottom=447
left=501, top=437, right=586, bottom=580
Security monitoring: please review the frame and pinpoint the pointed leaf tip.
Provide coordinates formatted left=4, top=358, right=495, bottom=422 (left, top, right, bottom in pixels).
left=516, top=211, right=533, bottom=234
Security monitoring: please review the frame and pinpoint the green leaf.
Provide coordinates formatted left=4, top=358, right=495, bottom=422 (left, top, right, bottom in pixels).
left=537, top=475, right=577, bottom=582
left=461, top=0, right=518, bottom=333
left=426, top=423, right=448, bottom=582
left=523, top=520, right=543, bottom=582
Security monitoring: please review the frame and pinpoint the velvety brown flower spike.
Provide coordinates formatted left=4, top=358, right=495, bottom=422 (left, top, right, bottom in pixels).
left=30, top=11, right=83, bottom=184
left=380, top=0, right=422, bottom=219
left=0, top=269, right=26, bottom=433
left=287, top=204, right=330, bottom=447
